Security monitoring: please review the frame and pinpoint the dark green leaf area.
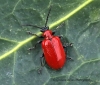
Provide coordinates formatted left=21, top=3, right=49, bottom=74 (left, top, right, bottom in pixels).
left=0, top=39, right=17, bottom=55
left=0, top=54, right=14, bottom=85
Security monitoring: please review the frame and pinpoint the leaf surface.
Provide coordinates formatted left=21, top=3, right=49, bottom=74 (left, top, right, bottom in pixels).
left=0, top=0, right=100, bottom=85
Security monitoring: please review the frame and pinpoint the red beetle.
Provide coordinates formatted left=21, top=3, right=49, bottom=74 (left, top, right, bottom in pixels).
left=42, top=29, right=66, bottom=70
left=23, top=7, right=73, bottom=73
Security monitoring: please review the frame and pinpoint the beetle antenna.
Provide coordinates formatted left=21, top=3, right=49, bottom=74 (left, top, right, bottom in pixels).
left=45, top=6, right=52, bottom=27
left=22, top=25, right=42, bottom=29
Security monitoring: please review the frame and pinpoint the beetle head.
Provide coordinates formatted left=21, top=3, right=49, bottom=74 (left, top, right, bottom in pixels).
left=40, top=26, right=49, bottom=32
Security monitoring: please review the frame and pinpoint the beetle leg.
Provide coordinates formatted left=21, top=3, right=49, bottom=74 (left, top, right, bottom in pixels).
left=52, top=31, right=55, bottom=35
left=52, top=22, right=65, bottom=35
left=66, top=43, right=73, bottom=47
left=67, top=56, right=73, bottom=61
left=63, top=43, right=73, bottom=48
left=58, top=35, right=63, bottom=39
left=55, top=22, right=65, bottom=31
left=63, top=43, right=73, bottom=61
left=65, top=47, right=73, bottom=61
left=38, top=53, right=45, bottom=74
left=28, top=40, right=42, bottom=51
left=26, top=31, right=43, bottom=38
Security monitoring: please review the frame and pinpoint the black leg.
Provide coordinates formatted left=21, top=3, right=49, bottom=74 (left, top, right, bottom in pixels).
left=38, top=53, right=45, bottom=74
left=63, top=43, right=73, bottom=48
left=67, top=56, right=73, bottom=61
left=66, top=43, right=73, bottom=47
left=52, top=31, right=55, bottom=35
left=52, top=22, right=65, bottom=35
left=28, top=40, right=42, bottom=50
left=63, top=43, right=73, bottom=61
left=58, top=35, right=63, bottom=39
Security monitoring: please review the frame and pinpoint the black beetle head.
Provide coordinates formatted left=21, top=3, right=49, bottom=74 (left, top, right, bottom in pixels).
left=40, top=26, right=49, bottom=32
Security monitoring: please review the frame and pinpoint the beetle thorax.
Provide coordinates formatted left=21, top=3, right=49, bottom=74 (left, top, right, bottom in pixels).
left=42, top=30, right=53, bottom=39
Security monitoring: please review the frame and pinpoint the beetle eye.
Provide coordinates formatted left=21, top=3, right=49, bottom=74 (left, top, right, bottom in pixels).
left=40, top=29, right=45, bottom=32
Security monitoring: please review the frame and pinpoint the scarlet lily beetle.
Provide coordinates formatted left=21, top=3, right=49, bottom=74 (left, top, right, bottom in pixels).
left=23, top=6, right=73, bottom=73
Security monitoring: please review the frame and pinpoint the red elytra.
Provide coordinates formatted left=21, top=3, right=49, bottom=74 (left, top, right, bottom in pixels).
left=24, top=6, right=72, bottom=72
left=42, top=30, right=66, bottom=70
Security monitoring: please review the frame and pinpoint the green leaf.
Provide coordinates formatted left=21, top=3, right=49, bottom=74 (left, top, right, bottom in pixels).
left=0, top=0, right=100, bottom=85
